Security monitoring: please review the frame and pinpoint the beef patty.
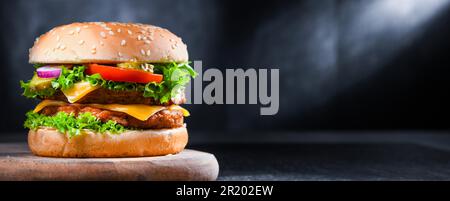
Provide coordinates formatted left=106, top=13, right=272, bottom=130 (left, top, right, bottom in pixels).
left=40, top=104, right=184, bottom=129
left=45, top=88, right=186, bottom=105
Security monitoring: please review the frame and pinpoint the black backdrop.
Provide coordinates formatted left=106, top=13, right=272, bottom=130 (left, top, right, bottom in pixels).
left=1, top=0, right=449, bottom=137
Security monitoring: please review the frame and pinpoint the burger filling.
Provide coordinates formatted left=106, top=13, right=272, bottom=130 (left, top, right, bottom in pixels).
left=24, top=101, right=189, bottom=137
left=40, top=105, right=184, bottom=129
left=21, top=62, right=196, bottom=137
left=20, top=62, right=196, bottom=105
left=47, top=88, right=185, bottom=105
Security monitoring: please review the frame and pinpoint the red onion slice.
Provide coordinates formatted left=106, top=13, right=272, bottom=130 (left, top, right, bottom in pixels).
left=36, top=66, right=62, bottom=78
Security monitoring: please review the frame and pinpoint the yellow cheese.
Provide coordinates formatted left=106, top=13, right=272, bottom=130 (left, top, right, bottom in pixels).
left=89, top=104, right=165, bottom=121
left=33, top=100, right=190, bottom=121
left=61, top=81, right=100, bottom=103
left=33, top=100, right=67, bottom=113
left=169, top=105, right=190, bottom=117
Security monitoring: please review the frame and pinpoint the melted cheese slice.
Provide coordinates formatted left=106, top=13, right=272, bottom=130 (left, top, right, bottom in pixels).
left=89, top=104, right=165, bottom=121
left=33, top=100, right=189, bottom=121
left=33, top=100, right=67, bottom=113
left=169, top=105, right=190, bottom=117
left=62, top=81, right=100, bottom=103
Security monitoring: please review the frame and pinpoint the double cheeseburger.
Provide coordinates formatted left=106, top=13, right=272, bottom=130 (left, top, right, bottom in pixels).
left=21, top=22, right=196, bottom=157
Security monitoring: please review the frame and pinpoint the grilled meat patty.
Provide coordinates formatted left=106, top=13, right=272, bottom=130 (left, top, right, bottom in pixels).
left=45, top=88, right=186, bottom=105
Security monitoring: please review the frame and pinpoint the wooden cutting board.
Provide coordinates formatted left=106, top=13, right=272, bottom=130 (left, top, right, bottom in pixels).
left=0, top=143, right=219, bottom=181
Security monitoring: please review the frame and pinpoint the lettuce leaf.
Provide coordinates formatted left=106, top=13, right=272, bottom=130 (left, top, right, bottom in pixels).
left=20, top=80, right=56, bottom=98
left=20, top=62, right=197, bottom=103
left=51, top=65, right=86, bottom=90
left=24, top=111, right=125, bottom=137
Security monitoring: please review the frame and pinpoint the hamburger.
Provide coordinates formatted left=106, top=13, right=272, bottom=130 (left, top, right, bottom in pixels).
left=20, top=22, right=196, bottom=157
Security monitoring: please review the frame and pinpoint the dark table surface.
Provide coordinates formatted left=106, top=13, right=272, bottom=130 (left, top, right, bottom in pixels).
left=2, top=131, right=450, bottom=180
left=192, top=143, right=450, bottom=181
left=190, top=131, right=450, bottom=181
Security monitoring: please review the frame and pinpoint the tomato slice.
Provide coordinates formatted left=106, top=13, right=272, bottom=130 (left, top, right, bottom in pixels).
left=86, top=64, right=163, bottom=83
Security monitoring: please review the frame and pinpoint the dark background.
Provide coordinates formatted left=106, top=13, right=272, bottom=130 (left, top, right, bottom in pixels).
left=1, top=0, right=449, bottom=140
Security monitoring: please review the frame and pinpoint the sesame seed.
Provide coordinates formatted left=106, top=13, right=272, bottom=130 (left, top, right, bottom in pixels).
left=171, top=44, right=176, bottom=49
left=91, top=49, right=96, bottom=54
left=83, top=25, right=89, bottom=28
left=127, top=30, right=132, bottom=35
left=105, top=27, right=112, bottom=31
left=56, top=42, right=61, bottom=49
left=169, top=38, right=174, bottom=42
left=68, top=30, right=74, bottom=35
left=140, top=49, right=145, bottom=55
left=144, top=40, right=151, bottom=44
left=146, top=50, right=151, bottom=56
left=75, top=27, right=81, bottom=33
left=92, top=45, right=97, bottom=49
left=108, top=30, right=114, bottom=35
left=121, top=40, right=126, bottom=46
left=137, top=35, right=142, bottom=40
left=78, top=40, right=85, bottom=45
left=60, top=44, right=66, bottom=50
left=118, top=52, right=123, bottom=57
left=56, top=35, right=60, bottom=41
left=100, top=32, right=106, bottom=38
left=100, top=41, right=104, bottom=46
left=117, top=28, right=121, bottom=33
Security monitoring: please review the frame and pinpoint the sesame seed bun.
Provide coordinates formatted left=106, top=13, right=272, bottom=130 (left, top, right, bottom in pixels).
left=29, top=22, right=188, bottom=64
left=28, top=127, right=188, bottom=157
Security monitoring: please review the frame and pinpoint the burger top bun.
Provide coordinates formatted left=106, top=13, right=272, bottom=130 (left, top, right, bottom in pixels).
left=29, top=22, right=188, bottom=64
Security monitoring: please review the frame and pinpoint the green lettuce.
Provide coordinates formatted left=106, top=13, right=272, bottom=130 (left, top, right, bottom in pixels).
left=20, top=62, right=197, bottom=103
left=20, top=80, right=56, bottom=98
left=24, top=111, right=125, bottom=137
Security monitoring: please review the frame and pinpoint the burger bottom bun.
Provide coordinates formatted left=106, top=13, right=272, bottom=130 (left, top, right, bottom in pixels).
left=28, top=127, right=188, bottom=158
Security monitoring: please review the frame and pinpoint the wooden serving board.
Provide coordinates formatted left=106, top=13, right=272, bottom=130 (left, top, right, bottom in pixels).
left=0, top=143, right=219, bottom=181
